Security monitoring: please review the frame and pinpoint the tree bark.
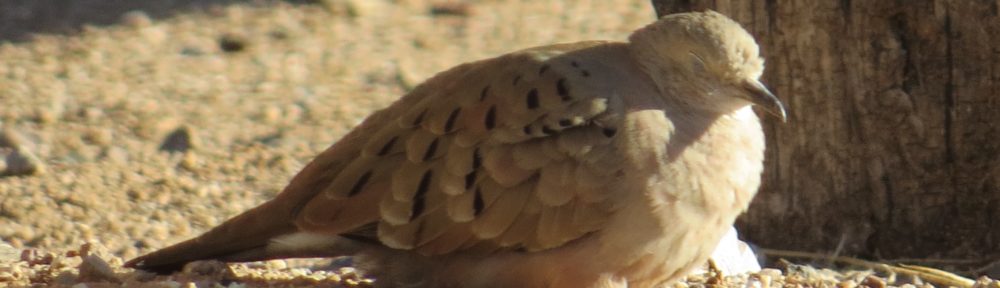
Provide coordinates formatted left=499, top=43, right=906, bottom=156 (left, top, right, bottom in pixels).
left=652, top=0, right=1000, bottom=263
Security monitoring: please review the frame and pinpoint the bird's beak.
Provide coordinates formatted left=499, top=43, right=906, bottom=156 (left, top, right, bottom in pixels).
left=741, top=79, right=786, bottom=122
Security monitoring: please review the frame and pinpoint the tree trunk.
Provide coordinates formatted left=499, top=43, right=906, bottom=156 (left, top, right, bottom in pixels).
left=652, top=0, right=1000, bottom=264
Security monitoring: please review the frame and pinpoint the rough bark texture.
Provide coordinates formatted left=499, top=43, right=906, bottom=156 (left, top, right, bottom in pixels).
left=654, top=0, right=1000, bottom=261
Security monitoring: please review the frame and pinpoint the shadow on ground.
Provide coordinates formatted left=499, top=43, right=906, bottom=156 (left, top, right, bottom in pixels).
left=0, top=0, right=315, bottom=43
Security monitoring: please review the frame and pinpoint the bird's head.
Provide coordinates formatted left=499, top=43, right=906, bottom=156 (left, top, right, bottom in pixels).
left=629, top=10, right=786, bottom=121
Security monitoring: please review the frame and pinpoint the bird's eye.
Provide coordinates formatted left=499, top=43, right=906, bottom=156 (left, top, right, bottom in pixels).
left=688, top=52, right=707, bottom=73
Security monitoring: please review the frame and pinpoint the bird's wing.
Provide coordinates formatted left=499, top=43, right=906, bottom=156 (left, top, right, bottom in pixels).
left=295, top=41, right=630, bottom=254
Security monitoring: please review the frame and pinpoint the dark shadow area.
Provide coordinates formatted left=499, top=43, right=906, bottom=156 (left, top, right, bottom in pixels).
left=0, top=0, right=315, bottom=44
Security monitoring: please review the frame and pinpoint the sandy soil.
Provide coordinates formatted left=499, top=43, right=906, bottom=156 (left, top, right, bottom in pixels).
left=0, top=1, right=995, bottom=287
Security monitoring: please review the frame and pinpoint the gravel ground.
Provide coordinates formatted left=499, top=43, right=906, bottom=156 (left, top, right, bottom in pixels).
left=0, top=1, right=995, bottom=287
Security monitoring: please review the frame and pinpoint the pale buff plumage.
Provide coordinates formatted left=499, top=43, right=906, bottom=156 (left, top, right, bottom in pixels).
left=126, top=11, right=785, bottom=288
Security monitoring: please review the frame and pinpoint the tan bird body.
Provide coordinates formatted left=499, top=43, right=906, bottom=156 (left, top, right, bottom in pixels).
left=126, top=11, right=785, bottom=288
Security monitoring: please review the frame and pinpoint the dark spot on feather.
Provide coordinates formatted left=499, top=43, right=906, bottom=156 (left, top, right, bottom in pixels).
left=526, top=89, right=539, bottom=109
left=558, top=119, right=572, bottom=127
left=472, top=148, right=482, bottom=169
left=570, top=60, right=579, bottom=68
left=410, top=198, right=424, bottom=222
left=413, top=109, right=427, bottom=126
left=378, top=136, right=398, bottom=156
left=464, top=171, right=476, bottom=190
left=423, top=138, right=440, bottom=161
left=414, top=220, right=427, bottom=246
left=480, top=85, right=490, bottom=101
left=556, top=78, right=571, bottom=101
left=473, top=187, right=485, bottom=216
left=602, top=128, right=617, bottom=138
left=513, top=74, right=522, bottom=85
left=341, top=224, right=378, bottom=243
left=581, top=70, right=590, bottom=77
left=348, top=171, right=373, bottom=196
left=541, top=125, right=556, bottom=135
left=539, top=64, right=550, bottom=75
left=522, top=125, right=532, bottom=135
left=484, top=106, right=496, bottom=130
left=444, top=108, right=460, bottom=132
left=411, top=170, right=433, bottom=221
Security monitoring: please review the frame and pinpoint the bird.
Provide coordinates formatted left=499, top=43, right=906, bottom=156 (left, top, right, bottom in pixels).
left=125, top=10, right=785, bottom=288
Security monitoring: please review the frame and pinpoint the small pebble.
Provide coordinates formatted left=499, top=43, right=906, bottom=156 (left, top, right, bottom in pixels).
left=0, top=128, right=45, bottom=176
left=180, top=152, right=199, bottom=170
left=101, top=146, right=129, bottom=163
left=180, top=47, right=205, bottom=56
left=759, top=268, right=783, bottom=277
left=77, top=255, right=120, bottom=283
left=752, top=273, right=772, bottom=288
left=120, top=10, right=153, bottom=28
left=79, top=107, right=104, bottom=122
left=182, top=260, right=227, bottom=276
left=838, top=279, right=858, bottom=288
left=0, top=129, right=27, bottom=149
left=264, top=260, right=288, bottom=270
left=861, top=275, right=886, bottom=288
left=430, top=2, right=473, bottom=17
left=0, top=242, right=19, bottom=263
left=160, top=126, right=197, bottom=153
left=218, top=34, right=248, bottom=53
left=975, top=277, right=1000, bottom=288
left=260, top=106, right=282, bottom=124
left=83, top=128, right=113, bottom=146
left=33, top=108, right=58, bottom=124
left=21, top=249, right=53, bottom=265
left=319, top=0, right=379, bottom=17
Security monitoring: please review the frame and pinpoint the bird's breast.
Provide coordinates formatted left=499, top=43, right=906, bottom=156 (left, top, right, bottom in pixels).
left=595, top=106, right=766, bottom=284
left=656, top=105, right=765, bottom=213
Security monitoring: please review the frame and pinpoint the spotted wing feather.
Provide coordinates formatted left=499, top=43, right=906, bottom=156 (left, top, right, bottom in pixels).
left=296, top=41, right=626, bottom=254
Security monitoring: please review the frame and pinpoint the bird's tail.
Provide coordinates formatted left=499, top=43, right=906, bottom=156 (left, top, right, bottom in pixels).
left=124, top=200, right=308, bottom=274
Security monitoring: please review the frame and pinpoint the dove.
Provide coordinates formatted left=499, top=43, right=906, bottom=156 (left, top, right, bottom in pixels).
left=125, top=10, right=785, bottom=288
